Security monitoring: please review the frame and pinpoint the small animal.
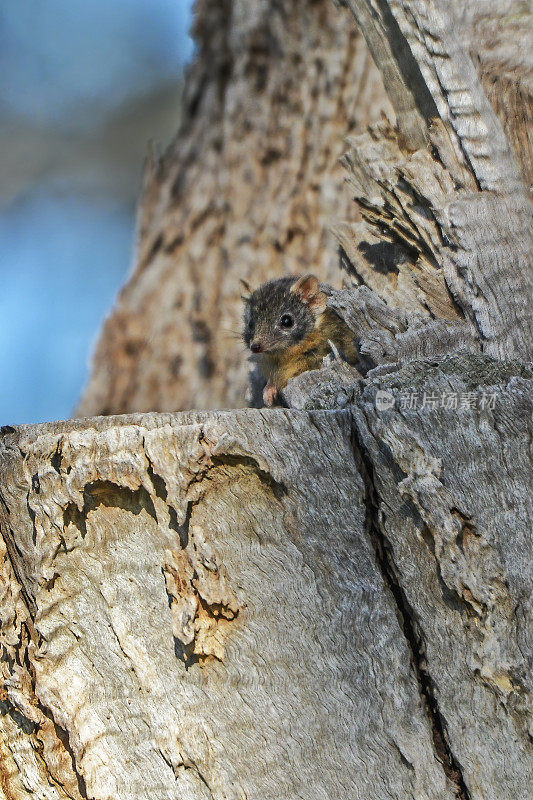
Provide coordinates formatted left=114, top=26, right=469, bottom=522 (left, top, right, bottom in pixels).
left=242, top=274, right=359, bottom=406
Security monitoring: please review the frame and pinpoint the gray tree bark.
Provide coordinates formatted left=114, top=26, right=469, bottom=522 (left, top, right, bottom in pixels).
left=1, top=1, right=532, bottom=799
left=0, top=410, right=459, bottom=799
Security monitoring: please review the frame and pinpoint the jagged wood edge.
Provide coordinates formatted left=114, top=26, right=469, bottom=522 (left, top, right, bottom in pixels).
left=333, top=0, right=532, bottom=362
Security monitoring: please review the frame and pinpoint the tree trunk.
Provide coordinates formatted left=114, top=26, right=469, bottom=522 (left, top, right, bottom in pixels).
left=76, top=0, right=392, bottom=417
left=336, top=0, right=532, bottom=363
left=1, top=356, right=531, bottom=799
left=0, top=410, right=459, bottom=799
left=2, top=1, right=532, bottom=798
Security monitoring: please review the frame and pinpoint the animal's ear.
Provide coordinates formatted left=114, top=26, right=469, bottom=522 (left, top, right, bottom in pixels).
left=291, top=274, right=327, bottom=314
left=240, top=278, right=252, bottom=301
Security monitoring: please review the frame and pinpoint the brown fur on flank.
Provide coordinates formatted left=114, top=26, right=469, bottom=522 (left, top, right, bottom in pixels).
left=263, top=308, right=359, bottom=390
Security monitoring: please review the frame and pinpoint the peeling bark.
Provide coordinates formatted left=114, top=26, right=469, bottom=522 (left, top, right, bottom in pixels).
left=338, top=0, right=532, bottom=361
left=1, top=411, right=458, bottom=800
left=2, top=1, right=532, bottom=797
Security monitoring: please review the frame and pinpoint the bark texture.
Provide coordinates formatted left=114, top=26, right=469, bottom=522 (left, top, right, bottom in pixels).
left=286, top=352, right=533, bottom=800
left=2, top=1, right=532, bottom=797
left=1, top=410, right=454, bottom=800
left=1, top=355, right=532, bottom=799
left=77, top=0, right=532, bottom=416
left=352, top=358, right=533, bottom=800
left=337, top=0, right=532, bottom=362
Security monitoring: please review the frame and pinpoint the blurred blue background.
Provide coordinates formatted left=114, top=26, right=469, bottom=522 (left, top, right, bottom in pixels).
left=0, top=0, right=194, bottom=424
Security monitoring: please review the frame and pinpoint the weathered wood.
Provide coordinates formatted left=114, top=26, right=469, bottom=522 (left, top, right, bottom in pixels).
left=285, top=352, right=533, bottom=800
left=2, top=2, right=531, bottom=797
left=452, top=0, right=533, bottom=190
left=326, top=281, right=477, bottom=370
left=338, top=0, right=533, bottom=362
left=3, top=354, right=532, bottom=798
left=352, top=354, right=533, bottom=800
left=1, top=412, right=453, bottom=800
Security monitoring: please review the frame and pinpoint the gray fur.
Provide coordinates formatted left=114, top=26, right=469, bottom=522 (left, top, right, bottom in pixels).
left=243, top=276, right=314, bottom=353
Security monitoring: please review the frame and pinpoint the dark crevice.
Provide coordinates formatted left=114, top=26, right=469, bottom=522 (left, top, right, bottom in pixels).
left=175, top=501, right=193, bottom=549
left=173, top=638, right=201, bottom=670
left=391, top=740, right=414, bottom=772
left=358, top=240, right=402, bottom=275
left=350, top=417, right=471, bottom=800
left=83, top=480, right=157, bottom=520
left=62, top=480, right=158, bottom=538
left=157, top=747, right=174, bottom=771
left=144, top=441, right=188, bottom=542
left=373, top=0, right=440, bottom=130
left=187, top=762, right=212, bottom=795
left=146, top=460, right=168, bottom=502
left=63, top=503, right=88, bottom=538
left=2, top=625, right=88, bottom=798
left=195, top=591, right=239, bottom=623
left=429, top=67, right=482, bottom=193
left=51, top=443, right=63, bottom=474
left=36, top=700, right=89, bottom=799
left=351, top=336, right=378, bottom=376
left=143, top=439, right=201, bottom=549
left=0, top=488, right=10, bottom=516
left=158, top=745, right=214, bottom=796
left=0, top=696, right=37, bottom=735
left=338, top=244, right=366, bottom=286
left=358, top=198, right=441, bottom=276
left=26, top=491, right=38, bottom=544
left=162, top=558, right=200, bottom=671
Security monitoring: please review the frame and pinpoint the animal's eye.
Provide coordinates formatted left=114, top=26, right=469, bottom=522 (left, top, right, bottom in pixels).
left=280, top=314, right=294, bottom=329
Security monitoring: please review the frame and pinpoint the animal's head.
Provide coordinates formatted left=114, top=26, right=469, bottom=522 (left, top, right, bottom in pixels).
left=242, top=274, right=327, bottom=355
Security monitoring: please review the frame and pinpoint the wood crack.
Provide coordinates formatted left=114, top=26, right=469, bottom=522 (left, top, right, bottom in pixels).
left=349, top=413, right=471, bottom=800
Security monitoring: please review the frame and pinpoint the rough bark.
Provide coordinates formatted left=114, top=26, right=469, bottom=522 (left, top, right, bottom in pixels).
left=2, top=1, right=532, bottom=797
left=78, top=0, right=532, bottom=416
left=288, top=353, right=533, bottom=798
left=337, top=0, right=532, bottom=361
left=77, top=0, right=392, bottom=417
left=350, top=356, right=533, bottom=800
left=2, top=354, right=532, bottom=798
left=458, top=0, right=533, bottom=191
left=1, top=410, right=454, bottom=800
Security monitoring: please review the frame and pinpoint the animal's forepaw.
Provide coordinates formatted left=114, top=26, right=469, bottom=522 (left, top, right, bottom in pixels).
left=263, top=383, right=278, bottom=407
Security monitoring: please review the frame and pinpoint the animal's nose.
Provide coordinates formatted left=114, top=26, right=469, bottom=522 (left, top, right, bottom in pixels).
left=250, top=342, right=263, bottom=354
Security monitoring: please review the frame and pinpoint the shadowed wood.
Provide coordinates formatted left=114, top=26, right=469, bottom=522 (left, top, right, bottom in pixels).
left=339, top=0, right=532, bottom=361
